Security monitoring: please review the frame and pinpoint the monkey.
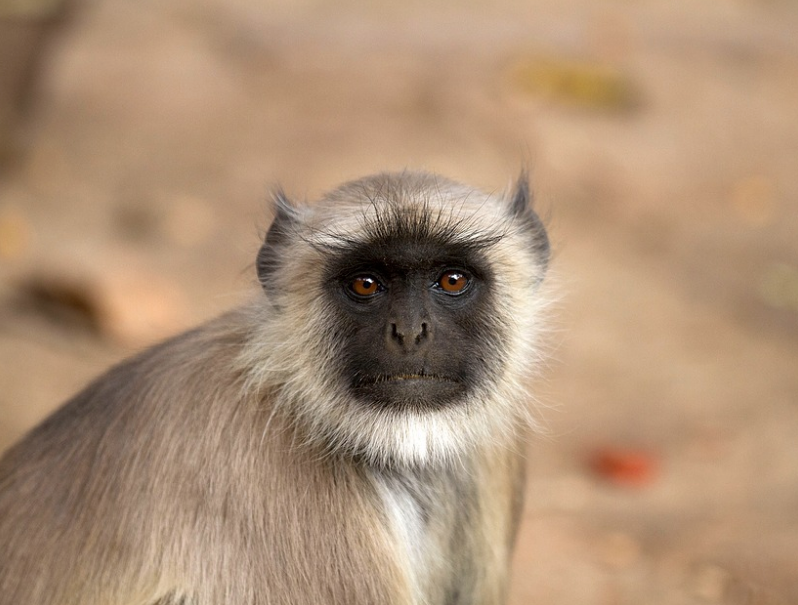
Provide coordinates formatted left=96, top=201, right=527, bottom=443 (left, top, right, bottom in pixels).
left=0, top=170, right=550, bottom=605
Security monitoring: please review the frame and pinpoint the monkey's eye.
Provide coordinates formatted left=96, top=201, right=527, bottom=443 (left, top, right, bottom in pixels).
left=348, top=275, right=384, bottom=298
left=436, top=270, right=470, bottom=295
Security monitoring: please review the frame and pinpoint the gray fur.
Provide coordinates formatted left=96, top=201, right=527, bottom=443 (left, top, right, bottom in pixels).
left=0, top=171, right=549, bottom=605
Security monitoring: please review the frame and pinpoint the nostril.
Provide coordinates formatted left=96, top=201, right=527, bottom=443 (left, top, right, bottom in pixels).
left=416, top=322, right=428, bottom=344
left=391, top=323, right=403, bottom=344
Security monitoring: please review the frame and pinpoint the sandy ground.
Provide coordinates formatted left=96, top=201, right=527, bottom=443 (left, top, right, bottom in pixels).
left=1, top=0, right=797, bottom=603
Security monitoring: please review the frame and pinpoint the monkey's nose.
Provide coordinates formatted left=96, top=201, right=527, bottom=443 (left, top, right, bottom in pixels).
left=388, top=320, right=430, bottom=351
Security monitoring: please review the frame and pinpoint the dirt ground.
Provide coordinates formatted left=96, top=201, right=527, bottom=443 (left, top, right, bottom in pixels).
left=1, top=0, right=797, bottom=603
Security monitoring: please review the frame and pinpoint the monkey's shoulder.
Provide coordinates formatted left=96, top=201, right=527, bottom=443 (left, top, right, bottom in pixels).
left=0, top=309, right=255, bottom=475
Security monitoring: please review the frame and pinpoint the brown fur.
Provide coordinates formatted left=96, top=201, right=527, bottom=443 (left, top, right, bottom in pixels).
left=0, top=172, right=549, bottom=605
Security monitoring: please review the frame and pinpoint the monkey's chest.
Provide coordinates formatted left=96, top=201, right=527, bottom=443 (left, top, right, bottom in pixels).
left=375, top=474, right=479, bottom=605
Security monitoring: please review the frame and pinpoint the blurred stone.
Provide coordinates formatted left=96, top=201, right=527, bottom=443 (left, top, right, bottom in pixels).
left=95, top=267, right=189, bottom=347
left=20, top=259, right=189, bottom=346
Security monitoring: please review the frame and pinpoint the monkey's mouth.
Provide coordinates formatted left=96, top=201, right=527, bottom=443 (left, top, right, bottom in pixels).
left=351, top=372, right=465, bottom=410
left=355, top=373, right=458, bottom=386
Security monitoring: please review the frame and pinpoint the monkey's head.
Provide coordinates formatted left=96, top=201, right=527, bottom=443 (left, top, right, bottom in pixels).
left=247, top=171, right=549, bottom=468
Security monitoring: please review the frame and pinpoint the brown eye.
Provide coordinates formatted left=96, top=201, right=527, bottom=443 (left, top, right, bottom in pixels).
left=438, top=271, right=469, bottom=294
left=349, top=275, right=382, bottom=297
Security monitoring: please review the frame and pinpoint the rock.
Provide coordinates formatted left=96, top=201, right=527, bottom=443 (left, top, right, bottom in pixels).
left=19, top=257, right=189, bottom=347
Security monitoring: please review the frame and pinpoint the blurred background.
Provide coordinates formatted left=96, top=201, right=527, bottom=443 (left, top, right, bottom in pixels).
left=1, top=0, right=797, bottom=602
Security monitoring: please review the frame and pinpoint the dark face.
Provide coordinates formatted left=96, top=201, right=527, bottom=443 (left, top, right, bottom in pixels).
left=324, top=235, right=504, bottom=412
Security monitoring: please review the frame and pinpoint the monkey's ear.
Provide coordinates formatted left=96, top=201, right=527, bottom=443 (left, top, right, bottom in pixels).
left=508, top=172, right=550, bottom=270
left=257, top=190, right=299, bottom=290
left=508, top=172, right=533, bottom=218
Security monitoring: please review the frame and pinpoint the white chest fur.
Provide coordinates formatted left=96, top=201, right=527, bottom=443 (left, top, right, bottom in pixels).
left=374, top=474, right=433, bottom=605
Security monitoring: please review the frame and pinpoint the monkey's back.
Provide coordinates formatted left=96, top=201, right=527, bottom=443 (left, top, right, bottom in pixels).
left=0, top=315, right=241, bottom=603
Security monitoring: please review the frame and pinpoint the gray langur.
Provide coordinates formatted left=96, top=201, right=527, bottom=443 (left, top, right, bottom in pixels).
left=0, top=171, right=550, bottom=605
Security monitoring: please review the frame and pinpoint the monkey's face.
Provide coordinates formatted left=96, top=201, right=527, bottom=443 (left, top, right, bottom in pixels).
left=325, top=236, right=501, bottom=412
left=253, top=172, right=549, bottom=467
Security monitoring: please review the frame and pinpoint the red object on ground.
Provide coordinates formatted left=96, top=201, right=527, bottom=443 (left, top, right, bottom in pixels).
left=590, top=447, right=660, bottom=487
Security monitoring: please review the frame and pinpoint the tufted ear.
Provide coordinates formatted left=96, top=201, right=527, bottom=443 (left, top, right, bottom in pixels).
left=507, top=172, right=550, bottom=272
left=257, top=190, right=300, bottom=291
left=508, top=172, right=532, bottom=218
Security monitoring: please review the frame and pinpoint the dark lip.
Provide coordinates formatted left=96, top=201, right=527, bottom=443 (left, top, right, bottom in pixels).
left=354, top=374, right=458, bottom=386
